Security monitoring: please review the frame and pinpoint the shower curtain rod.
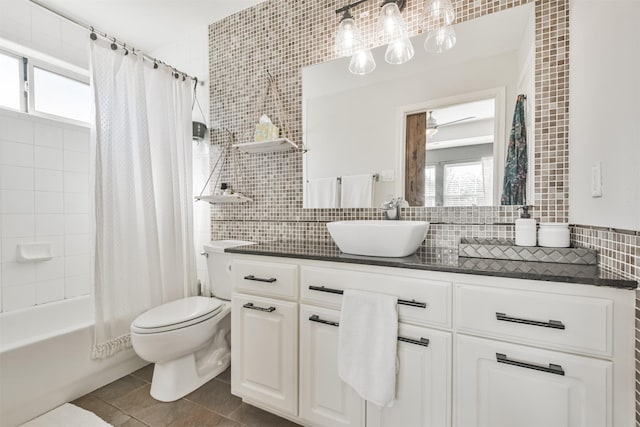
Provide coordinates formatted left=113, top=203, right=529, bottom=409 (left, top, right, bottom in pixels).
left=28, top=0, right=198, bottom=82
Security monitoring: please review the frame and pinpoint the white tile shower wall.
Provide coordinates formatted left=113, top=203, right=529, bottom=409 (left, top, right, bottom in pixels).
left=0, top=109, right=92, bottom=312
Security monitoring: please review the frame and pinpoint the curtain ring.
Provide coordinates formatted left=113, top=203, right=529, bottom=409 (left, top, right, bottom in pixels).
left=89, top=26, right=97, bottom=41
left=123, top=43, right=129, bottom=55
left=153, top=60, right=158, bottom=69
left=110, top=37, right=117, bottom=50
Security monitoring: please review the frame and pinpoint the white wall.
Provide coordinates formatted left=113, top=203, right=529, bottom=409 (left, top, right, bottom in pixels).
left=151, top=26, right=213, bottom=294
left=569, top=0, right=640, bottom=230
left=0, top=0, right=88, bottom=69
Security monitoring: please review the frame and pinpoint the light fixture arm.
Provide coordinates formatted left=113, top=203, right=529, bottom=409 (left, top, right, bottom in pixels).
left=335, top=0, right=371, bottom=17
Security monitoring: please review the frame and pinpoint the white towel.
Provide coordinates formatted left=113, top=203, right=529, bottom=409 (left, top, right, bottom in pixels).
left=341, top=174, right=374, bottom=208
left=338, top=289, right=398, bottom=407
left=307, top=177, right=340, bottom=208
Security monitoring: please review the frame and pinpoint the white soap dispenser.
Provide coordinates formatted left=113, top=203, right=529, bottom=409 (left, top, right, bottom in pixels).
left=515, top=205, right=537, bottom=246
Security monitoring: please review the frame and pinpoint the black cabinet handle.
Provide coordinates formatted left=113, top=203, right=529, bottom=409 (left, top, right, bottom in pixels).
left=244, top=275, right=277, bottom=283
left=308, top=285, right=427, bottom=309
left=309, top=314, right=339, bottom=327
left=496, top=353, right=565, bottom=376
left=308, top=315, right=429, bottom=347
left=496, top=312, right=565, bottom=330
left=398, top=336, right=430, bottom=347
left=243, top=302, right=276, bottom=312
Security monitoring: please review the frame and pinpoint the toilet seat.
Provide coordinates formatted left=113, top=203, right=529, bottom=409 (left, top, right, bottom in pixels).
left=131, top=296, right=224, bottom=334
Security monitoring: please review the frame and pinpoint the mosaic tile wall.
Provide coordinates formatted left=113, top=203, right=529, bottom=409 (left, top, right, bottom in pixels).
left=206, top=0, right=569, bottom=238
left=570, top=225, right=640, bottom=425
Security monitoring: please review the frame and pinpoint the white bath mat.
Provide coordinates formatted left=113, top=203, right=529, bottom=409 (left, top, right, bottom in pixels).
left=20, top=403, right=113, bottom=427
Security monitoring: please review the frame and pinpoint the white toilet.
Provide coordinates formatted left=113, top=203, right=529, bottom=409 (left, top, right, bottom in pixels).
left=130, top=240, right=254, bottom=402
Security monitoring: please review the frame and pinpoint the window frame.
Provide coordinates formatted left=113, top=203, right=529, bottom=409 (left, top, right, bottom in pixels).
left=27, top=58, right=91, bottom=126
left=424, top=164, right=436, bottom=207
left=0, top=45, right=91, bottom=127
left=0, top=48, right=28, bottom=113
left=442, top=160, right=488, bottom=206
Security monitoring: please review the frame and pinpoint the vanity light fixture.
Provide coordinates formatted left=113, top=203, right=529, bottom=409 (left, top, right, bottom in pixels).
left=336, top=0, right=461, bottom=74
left=376, top=0, right=409, bottom=43
left=349, top=49, right=377, bottom=75
left=422, top=0, right=457, bottom=53
left=335, top=0, right=377, bottom=75
left=385, top=38, right=415, bottom=64
left=334, top=7, right=364, bottom=57
left=422, top=0, right=455, bottom=29
left=376, top=0, right=414, bottom=64
left=424, top=25, right=457, bottom=53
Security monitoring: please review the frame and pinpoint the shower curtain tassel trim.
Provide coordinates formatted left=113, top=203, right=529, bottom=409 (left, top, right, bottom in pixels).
left=92, top=333, right=132, bottom=359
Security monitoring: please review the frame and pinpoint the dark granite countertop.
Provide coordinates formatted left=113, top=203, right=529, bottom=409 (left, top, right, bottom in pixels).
left=225, top=240, right=638, bottom=289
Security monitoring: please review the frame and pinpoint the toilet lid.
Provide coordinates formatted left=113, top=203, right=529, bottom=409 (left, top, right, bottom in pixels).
left=132, top=296, right=223, bottom=330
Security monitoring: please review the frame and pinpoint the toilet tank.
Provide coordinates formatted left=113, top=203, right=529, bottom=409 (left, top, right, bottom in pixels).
left=203, top=240, right=255, bottom=300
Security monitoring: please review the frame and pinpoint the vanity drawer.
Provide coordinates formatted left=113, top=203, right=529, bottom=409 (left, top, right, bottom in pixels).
left=233, top=259, right=298, bottom=300
left=301, top=266, right=451, bottom=328
left=455, top=284, right=613, bottom=357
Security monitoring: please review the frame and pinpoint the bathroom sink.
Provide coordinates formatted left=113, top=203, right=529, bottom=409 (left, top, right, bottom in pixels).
left=326, top=220, right=429, bottom=257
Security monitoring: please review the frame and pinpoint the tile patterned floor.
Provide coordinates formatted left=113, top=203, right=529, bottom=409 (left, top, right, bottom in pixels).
left=73, top=365, right=301, bottom=427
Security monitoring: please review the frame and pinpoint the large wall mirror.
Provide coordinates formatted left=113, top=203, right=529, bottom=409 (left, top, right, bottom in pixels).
left=302, top=3, right=534, bottom=208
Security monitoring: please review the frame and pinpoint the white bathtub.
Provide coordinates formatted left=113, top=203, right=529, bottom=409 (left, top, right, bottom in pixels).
left=0, top=295, right=146, bottom=427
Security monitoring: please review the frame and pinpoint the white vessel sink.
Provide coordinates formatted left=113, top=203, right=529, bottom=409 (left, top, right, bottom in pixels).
left=326, top=220, right=430, bottom=257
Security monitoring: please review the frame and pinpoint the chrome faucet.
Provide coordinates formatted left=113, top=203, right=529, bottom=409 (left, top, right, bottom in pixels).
left=381, top=197, right=406, bottom=220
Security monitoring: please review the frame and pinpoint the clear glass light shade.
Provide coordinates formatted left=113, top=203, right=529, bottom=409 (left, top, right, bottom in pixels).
left=376, top=2, right=409, bottom=44
left=349, top=49, right=377, bottom=75
left=424, top=25, right=457, bottom=53
left=334, top=17, right=364, bottom=57
left=426, top=128, right=438, bottom=137
left=422, top=0, right=456, bottom=31
left=385, top=38, right=415, bottom=65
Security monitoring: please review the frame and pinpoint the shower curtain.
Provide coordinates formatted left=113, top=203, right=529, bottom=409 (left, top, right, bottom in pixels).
left=90, top=39, right=197, bottom=359
left=501, top=94, right=528, bottom=205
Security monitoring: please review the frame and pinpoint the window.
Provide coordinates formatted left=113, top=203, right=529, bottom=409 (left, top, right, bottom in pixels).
left=424, top=165, right=436, bottom=207
left=0, top=49, right=90, bottom=124
left=443, top=161, right=489, bottom=206
left=32, top=66, right=91, bottom=123
left=0, top=51, right=22, bottom=111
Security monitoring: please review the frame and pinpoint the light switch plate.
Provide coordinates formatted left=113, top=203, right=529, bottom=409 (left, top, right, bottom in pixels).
left=591, top=162, right=602, bottom=197
left=380, top=169, right=394, bottom=182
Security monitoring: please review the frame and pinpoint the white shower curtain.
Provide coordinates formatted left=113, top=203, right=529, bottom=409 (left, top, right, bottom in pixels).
left=90, top=39, right=197, bottom=359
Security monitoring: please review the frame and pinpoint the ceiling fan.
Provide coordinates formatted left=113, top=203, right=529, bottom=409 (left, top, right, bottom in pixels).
left=426, top=111, right=475, bottom=137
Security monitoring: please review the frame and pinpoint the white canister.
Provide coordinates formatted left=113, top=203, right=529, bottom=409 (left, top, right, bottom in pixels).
left=538, top=223, right=570, bottom=248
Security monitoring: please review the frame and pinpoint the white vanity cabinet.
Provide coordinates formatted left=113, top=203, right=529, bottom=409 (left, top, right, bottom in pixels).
left=366, top=323, right=452, bottom=427
left=298, top=264, right=453, bottom=427
left=456, top=334, right=611, bottom=427
left=229, top=254, right=636, bottom=427
left=231, top=261, right=300, bottom=418
left=453, top=281, right=626, bottom=427
left=298, top=305, right=452, bottom=427
left=299, top=304, right=365, bottom=427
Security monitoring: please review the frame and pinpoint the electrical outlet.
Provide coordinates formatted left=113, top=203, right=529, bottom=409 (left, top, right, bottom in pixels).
left=591, top=162, right=602, bottom=198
